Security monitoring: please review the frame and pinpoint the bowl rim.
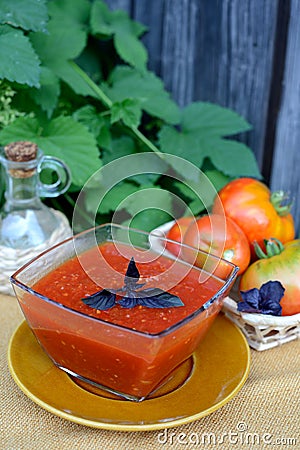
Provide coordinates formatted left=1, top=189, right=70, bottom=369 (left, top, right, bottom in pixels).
left=10, top=223, right=239, bottom=338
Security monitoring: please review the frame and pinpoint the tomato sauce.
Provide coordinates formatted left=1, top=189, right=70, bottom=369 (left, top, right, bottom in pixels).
left=34, top=242, right=223, bottom=333
left=20, top=242, right=228, bottom=400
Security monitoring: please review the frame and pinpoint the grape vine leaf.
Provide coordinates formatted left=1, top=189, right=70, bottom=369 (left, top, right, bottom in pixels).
left=73, top=105, right=111, bottom=149
left=28, top=0, right=92, bottom=97
left=0, top=0, right=48, bottom=32
left=101, top=136, right=136, bottom=165
left=159, top=102, right=261, bottom=178
left=90, top=0, right=148, bottom=71
left=30, top=0, right=88, bottom=66
left=104, top=66, right=180, bottom=125
left=204, top=169, right=231, bottom=192
left=29, top=67, right=60, bottom=117
left=47, top=0, right=91, bottom=29
left=0, top=116, right=101, bottom=187
left=124, top=186, right=173, bottom=217
left=51, top=61, right=99, bottom=99
left=111, top=99, right=142, bottom=128
left=113, top=29, right=148, bottom=72
left=126, top=209, right=172, bottom=234
left=204, top=138, right=261, bottom=177
left=85, top=181, right=139, bottom=215
left=172, top=170, right=230, bottom=215
left=182, top=102, right=252, bottom=136
left=0, top=26, right=41, bottom=87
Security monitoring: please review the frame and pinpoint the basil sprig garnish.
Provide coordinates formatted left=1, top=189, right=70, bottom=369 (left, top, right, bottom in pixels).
left=238, top=280, right=284, bottom=316
left=82, top=257, right=184, bottom=311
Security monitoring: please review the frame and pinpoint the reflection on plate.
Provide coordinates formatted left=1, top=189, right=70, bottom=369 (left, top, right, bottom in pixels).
left=8, top=314, right=250, bottom=431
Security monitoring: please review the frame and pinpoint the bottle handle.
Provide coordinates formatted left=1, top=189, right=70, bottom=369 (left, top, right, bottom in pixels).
left=37, top=155, right=71, bottom=198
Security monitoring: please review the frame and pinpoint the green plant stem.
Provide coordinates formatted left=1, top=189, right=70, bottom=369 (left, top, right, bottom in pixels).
left=70, top=61, right=163, bottom=156
left=70, top=61, right=112, bottom=109
left=131, top=126, right=162, bottom=155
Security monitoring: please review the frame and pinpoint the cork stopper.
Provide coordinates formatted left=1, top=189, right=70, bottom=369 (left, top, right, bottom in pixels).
left=4, top=141, right=38, bottom=178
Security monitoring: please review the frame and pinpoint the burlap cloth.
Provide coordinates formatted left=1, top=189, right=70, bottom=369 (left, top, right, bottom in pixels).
left=1, top=293, right=299, bottom=450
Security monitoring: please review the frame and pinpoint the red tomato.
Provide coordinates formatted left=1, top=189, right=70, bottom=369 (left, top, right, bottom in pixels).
left=240, top=239, right=300, bottom=316
left=166, top=217, right=194, bottom=256
left=182, top=214, right=251, bottom=276
left=213, top=178, right=295, bottom=256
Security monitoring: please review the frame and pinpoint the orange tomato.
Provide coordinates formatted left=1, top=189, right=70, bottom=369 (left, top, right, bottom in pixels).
left=213, top=178, right=295, bottom=256
left=166, top=217, right=194, bottom=256
left=183, top=214, right=251, bottom=276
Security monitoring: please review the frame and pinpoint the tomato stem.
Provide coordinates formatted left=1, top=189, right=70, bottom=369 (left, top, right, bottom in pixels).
left=254, top=241, right=268, bottom=259
left=254, top=238, right=285, bottom=259
left=270, top=191, right=292, bottom=216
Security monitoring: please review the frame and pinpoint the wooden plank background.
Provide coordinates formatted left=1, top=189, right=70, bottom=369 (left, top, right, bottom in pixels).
left=106, top=0, right=300, bottom=233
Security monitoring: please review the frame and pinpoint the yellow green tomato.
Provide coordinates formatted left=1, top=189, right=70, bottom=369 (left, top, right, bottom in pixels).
left=239, top=239, right=300, bottom=316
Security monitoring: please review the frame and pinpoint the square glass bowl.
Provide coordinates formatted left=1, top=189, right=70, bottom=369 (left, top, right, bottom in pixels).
left=11, top=224, right=238, bottom=402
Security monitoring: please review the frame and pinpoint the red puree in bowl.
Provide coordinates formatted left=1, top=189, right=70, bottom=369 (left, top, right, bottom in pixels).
left=33, top=242, right=223, bottom=333
left=24, top=242, right=226, bottom=400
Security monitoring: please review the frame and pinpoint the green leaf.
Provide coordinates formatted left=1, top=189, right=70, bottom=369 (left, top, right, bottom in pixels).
left=99, top=181, right=139, bottom=214
left=90, top=0, right=147, bottom=38
left=84, top=181, right=137, bottom=215
left=0, top=0, right=48, bottom=32
left=0, top=26, right=41, bottom=87
left=172, top=180, right=208, bottom=216
left=0, top=116, right=101, bottom=186
left=48, top=0, right=91, bottom=29
left=159, top=101, right=261, bottom=180
left=105, top=66, right=180, bottom=124
left=90, top=0, right=115, bottom=36
left=182, top=102, right=252, bottom=136
left=128, top=173, right=161, bottom=186
left=204, top=169, right=231, bottom=192
left=40, top=117, right=102, bottom=187
left=91, top=0, right=148, bottom=70
left=29, top=67, right=60, bottom=117
left=207, top=139, right=262, bottom=178
left=111, top=99, right=142, bottom=128
left=0, top=116, right=40, bottom=141
left=30, top=3, right=88, bottom=65
left=91, top=1, right=148, bottom=70
left=172, top=170, right=230, bottom=215
left=114, top=30, right=147, bottom=71
left=125, top=186, right=173, bottom=217
left=101, top=136, right=136, bottom=165
left=127, top=209, right=172, bottom=234
left=51, top=60, right=99, bottom=98
left=159, top=125, right=206, bottom=167
left=73, top=105, right=111, bottom=148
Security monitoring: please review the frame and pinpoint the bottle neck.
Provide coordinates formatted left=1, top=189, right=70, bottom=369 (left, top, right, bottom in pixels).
left=3, top=169, right=41, bottom=211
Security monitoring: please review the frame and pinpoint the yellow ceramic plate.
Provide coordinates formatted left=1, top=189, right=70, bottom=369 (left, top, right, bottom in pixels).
left=8, top=314, right=250, bottom=431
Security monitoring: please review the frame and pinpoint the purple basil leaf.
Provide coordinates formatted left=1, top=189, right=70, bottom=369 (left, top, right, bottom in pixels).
left=82, top=289, right=116, bottom=310
left=137, top=289, right=184, bottom=308
left=259, top=281, right=284, bottom=316
left=81, top=257, right=185, bottom=310
left=125, top=257, right=140, bottom=281
left=238, top=288, right=261, bottom=313
left=238, top=280, right=284, bottom=316
left=118, top=296, right=138, bottom=308
left=137, top=287, right=167, bottom=297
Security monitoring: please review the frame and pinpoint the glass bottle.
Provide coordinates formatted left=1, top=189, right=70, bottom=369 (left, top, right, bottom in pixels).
left=0, top=142, right=71, bottom=249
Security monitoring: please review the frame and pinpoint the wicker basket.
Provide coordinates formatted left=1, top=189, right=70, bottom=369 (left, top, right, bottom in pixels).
left=222, top=297, right=300, bottom=351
